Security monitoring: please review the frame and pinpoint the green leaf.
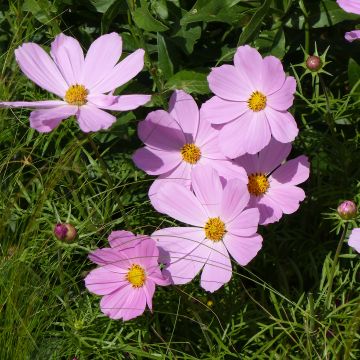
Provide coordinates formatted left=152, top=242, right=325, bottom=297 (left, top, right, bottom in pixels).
left=172, top=25, right=201, bottom=55
left=89, top=0, right=116, bottom=13
left=165, top=70, right=210, bottom=94
left=22, top=0, right=59, bottom=29
left=348, top=58, right=360, bottom=90
left=101, top=0, right=127, bottom=34
left=132, top=1, right=169, bottom=32
left=157, top=33, right=174, bottom=80
left=238, top=0, right=272, bottom=45
left=254, top=27, right=286, bottom=59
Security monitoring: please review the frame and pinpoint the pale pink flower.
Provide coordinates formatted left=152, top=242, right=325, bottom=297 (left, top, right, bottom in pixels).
left=151, top=165, right=262, bottom=293
left=348, top=228, right=360, bottom=253
left=0, top=33, right=150, bottom=133
left=201, top=45, right=298, bottom=158
left=337, top=0, right=360, bottom=14
left=133, top=90, right=247, bottom=211
left=85, top=230, right=169, bottom=321
left=235, top=139, right=310, bottom=225
left=345, top=30, right=360, bottom=42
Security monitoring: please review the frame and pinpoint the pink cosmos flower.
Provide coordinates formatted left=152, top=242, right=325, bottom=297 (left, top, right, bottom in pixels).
left=133, top=90, right=247, bottom=211
left=235, top=139, right=310, bottom=225
left=0, top=33, right=151, bottom=133
left=151, top=165, right=262, bottom=293
left=201, top=45, right=298, bottom=158
left=348, top=228, right=360, bottom=253
left=345, top=30, right=360, bottom=42
left=85, top=230, right=169, bottom=321
left=337, top=0, right=360, bottom=14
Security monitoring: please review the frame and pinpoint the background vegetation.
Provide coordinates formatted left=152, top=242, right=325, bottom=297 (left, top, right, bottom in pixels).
left=0, top=0, right=360, bottom=358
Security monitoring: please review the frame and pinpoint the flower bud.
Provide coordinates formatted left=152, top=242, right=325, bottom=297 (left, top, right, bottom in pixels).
left=337, top=200, right=357, bottom=220
left=54, top=223, right=77, bottom=243
left=306, top=55, right=322, bottom=72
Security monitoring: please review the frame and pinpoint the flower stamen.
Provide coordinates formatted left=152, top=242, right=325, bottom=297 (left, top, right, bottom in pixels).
left=181, top=143, right=201, bottom=164
left=248, top=91, right=267, bottom=112
left=65, top=84, right=88, bottom=106
left=248, top=173, right=270, bottom=196
left=204, top=217, right=226, bottom=242
left=126, top=264, right=146, bottom=288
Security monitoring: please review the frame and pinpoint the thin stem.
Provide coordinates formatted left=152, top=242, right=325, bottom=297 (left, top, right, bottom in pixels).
left=319, top=74, right=336, bottom=137
left=325, top=222, right=349, bottom=309
left=86, top=134, right=130, bottom=229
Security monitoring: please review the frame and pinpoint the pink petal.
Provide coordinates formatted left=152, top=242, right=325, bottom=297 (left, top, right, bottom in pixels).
left=266, top=183, right=305, bottom=215
left=87, top=94, right=118, bottom=108
left=207, top=64, right=250, bottom=101
left=85, top=267, right=126, bottom=295
left=138, top=110, right=185, bottom=151
left=132, top=237, right=160, bottom=268
left=219, top=111, right=271, bottom=157
left=348, top=228, right=360, bottom=253
left=101, top=94, right=151, bottom=111
left=155, top=182, right=208, bottom=226
left=220, top=178, right=250, bottom=223
left=91, top=49, right=145, bottom=94
left=0, top=100, right=66, bottom=108
left=271, top=155, right=310, bottom=186
left=133, top=147, right=181, bottom=175
left=235, top=153, right=259, bottom=175
left=83, top=33, right=122, bottom=91
left=265, top=107, right=298, bottom=143
left=77, top=105, right=116, bottom=132
left=169, top=90, right=199, bottom=142
left=50, top=33, right=84, bottom=86
left=226, top=208, right=259, bottom=237
left=267, top=77, right=296, bottom=111
left=223, top=233, right=263, bottom=266
left=143, top=280, right=155, bottom=311
left=88, top=248, right=123, bottom=266
left=108, top=230, right=142, bottom=250
left=15, top=43, right=68, bottom=97
left=255, top=195, right=283, bottom=225
left=191, top=165, right=222, bottom=217
left=257, top=138, right=292, bottom=174
left=29, top=105, right=77, bottom=132
left=200, top=96, right=249, bottom=125
left=233, top=45, right=263, bottom=90
left=261, top=55, right=286, bottom=94
left=152, top=227, right=208, bottom=285
left=200, top=241, right=232, bottom=292
left=345, top=30, right=360, bottom=42
left=337, top=0, right=360, bottom=14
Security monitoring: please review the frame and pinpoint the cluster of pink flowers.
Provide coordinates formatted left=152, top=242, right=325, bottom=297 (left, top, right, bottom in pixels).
left=1, top=33, right=313, bottom=321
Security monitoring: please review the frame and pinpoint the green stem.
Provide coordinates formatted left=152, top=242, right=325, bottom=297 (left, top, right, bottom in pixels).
left=319, top=75, right=336, bottom=137
left=86, top=134, right=130, bottom=229
left=325, top=223, right=349, bottom=309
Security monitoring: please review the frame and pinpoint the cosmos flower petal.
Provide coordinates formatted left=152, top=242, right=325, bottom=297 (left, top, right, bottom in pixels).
left=83, top=32, right=122, bottom=90
left=207, top=65, right=250, bottom=101
left=133, top=147, right=181, bottom=175
left=261, top=55, right=286, bottom=94
left=191, top=165, right=223, bottom=217
left=108, top=230, right=143, bottom=250
left=271, top=155, right=310, bottom=186
left=337, top=0, right=360, bottom=14
left=153, top=227, right=208, bottom=285
left=29, top=105, right=77, bottom=132
left=345, top=30, right=360, bottom=42
left=255, top=196, right=282, bottom=225
left=200, top=241, right=232, bottom=292
left=77, top=104, right=116, bottom=132
left=15, top=43, right=68, bottom=97
left=267, top=77, right=296, bottom=111
left=155, top=183, right=208, bottom=226
left=90, top=49, right=145, bottom=94
left=265, top=108, right=298, bottom=143
left=226, top=208, right=259, bottom=237
left=200, top=96, right=249, bottom=125
left=50, top=33, right=84, bottom=85
left=0, top=100, right=66, bottom=108
left=169, top=90, right=199, bottom=142
left=348, top=228, right=360, bottom=253
left=220, top=178, right=250, bottom=223
left=102, top=94, right=151, bottom=111
left=224, top=233, right=263, bottom=266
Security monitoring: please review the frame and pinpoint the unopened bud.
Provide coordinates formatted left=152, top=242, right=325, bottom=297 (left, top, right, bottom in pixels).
left=54, top=223, right=77, bottom=243
left=306, top=55, right=322, bottom=72
left=337, top=200, right=357, bottom=220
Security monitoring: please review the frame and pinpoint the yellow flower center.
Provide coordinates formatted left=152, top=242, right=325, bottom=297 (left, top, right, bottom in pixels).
left=204, top=217, right=226, bottom=242
left=64, top=84, right=88, bottom=106
left=248, top=173, right=270, bottom=196
left=248, top=91, right=267, bottom=112
left=126, top=264, right=146, bottom=288
left=181, top=143, right=201, bottom=164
